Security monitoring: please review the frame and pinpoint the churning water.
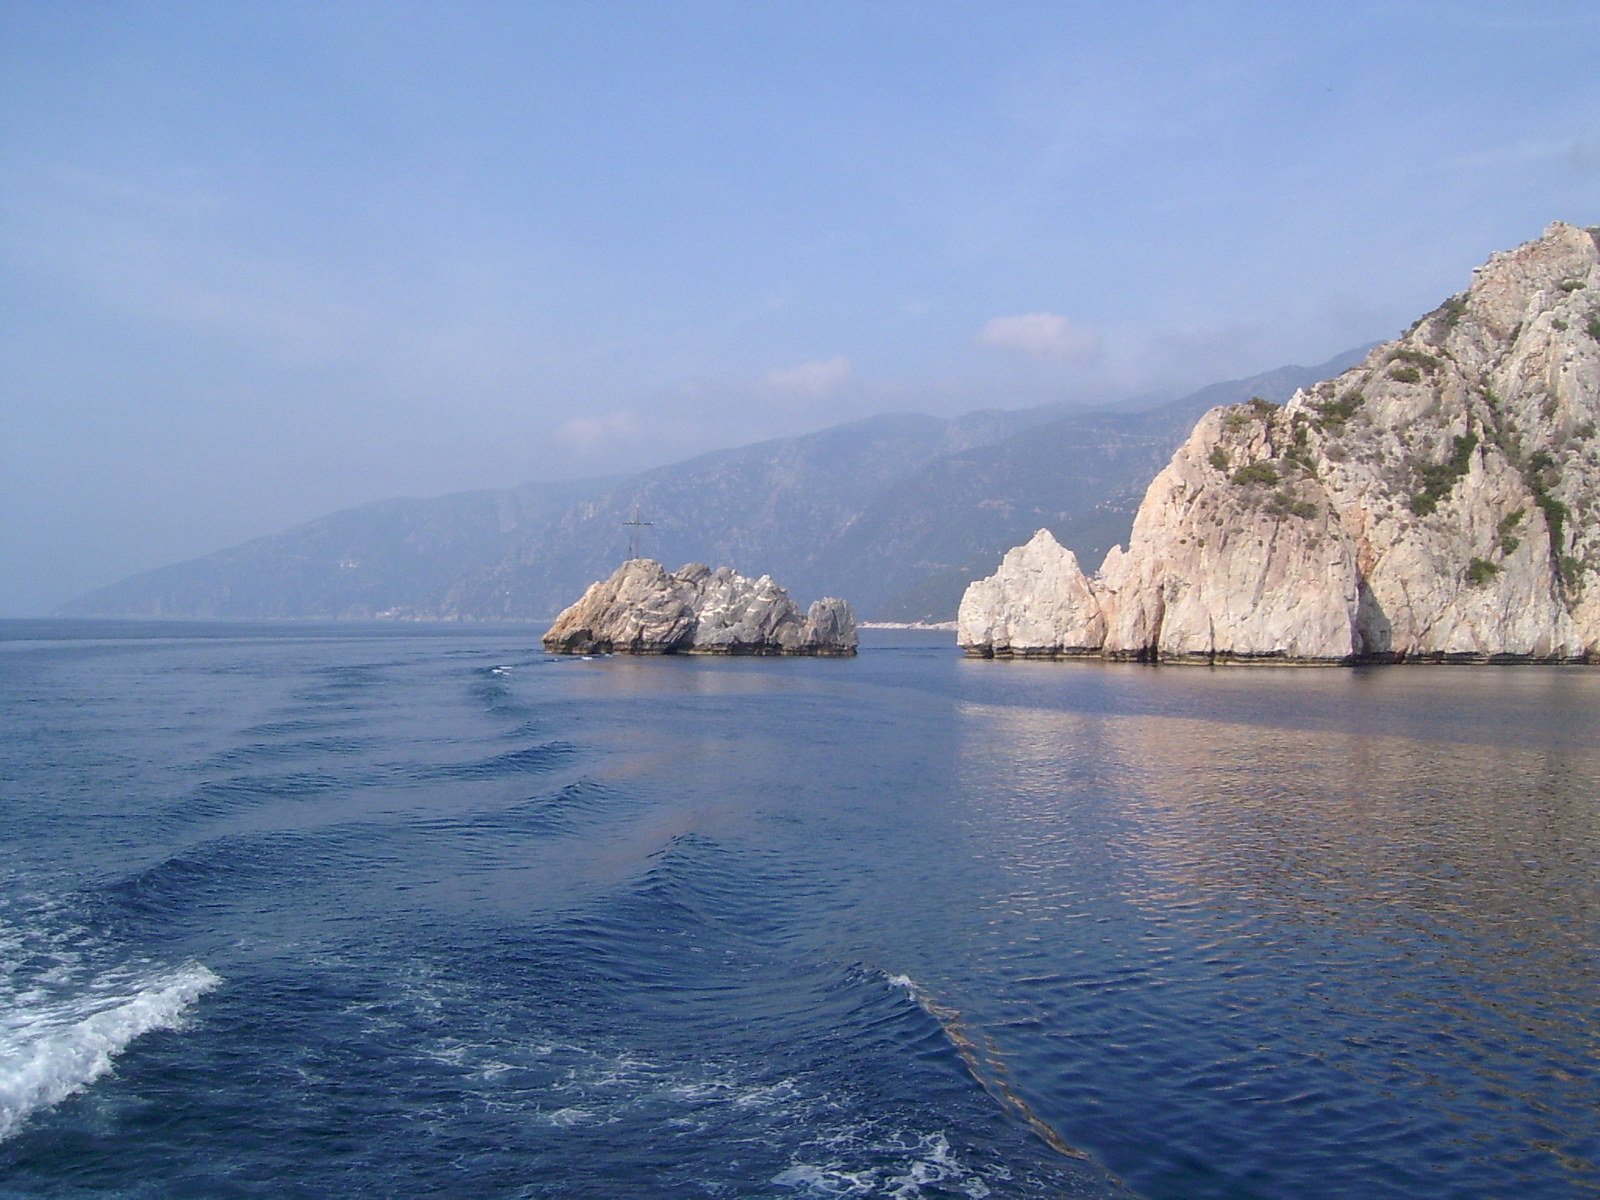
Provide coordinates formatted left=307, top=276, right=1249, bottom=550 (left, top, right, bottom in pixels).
left=1, top=620, right=1596, bottom=1198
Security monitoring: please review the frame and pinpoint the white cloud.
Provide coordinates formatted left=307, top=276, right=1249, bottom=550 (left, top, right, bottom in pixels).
left=554, top=408, right=643, bottom=448
left=977, top=312, right=1102, bottom=362
left=763, top=356, right=853, bottom=396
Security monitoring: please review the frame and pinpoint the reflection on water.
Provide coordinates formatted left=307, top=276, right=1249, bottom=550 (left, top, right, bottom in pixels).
left=951, top=669, right=1600, bottom=1199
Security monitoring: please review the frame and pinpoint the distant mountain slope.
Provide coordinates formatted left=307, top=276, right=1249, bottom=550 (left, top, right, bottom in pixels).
left=61, top=355, right=1365, bottom=622
left=60, top=406, right=1066, bottom=621
left=408, top=407, right=1086, bottom=619
left=59, top=478, right=616, bottom=620
left=826, top=351, right=1369, bottom=619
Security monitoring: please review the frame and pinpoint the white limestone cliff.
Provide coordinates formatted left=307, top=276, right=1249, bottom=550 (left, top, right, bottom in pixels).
left=959, top=221, right=1600, bottom=664
left=543, top=559, right=858, bottom=655
left=956, top=530, right=1106, bottom=656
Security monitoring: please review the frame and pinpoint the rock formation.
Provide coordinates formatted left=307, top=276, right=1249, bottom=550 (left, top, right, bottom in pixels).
left=960, top=221, right=1600, bottom=664
left=956, top=530, right=1108, bottom=657
left=542, top=559, right=858, bottom=655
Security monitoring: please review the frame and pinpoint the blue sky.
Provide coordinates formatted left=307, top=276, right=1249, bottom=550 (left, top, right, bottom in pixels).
left=2, top=1, right=1597, bottom=613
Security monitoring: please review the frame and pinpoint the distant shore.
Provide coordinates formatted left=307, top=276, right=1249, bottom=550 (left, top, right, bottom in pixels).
left=858, top=621, right=956, bottom=632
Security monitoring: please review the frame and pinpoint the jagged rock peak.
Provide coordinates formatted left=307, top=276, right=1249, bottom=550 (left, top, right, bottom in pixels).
left=956, top=530, right=1105, bottom=657
left=959, top=222, right=1600, bottom=664
left=543, top=558, right=858, bottom=656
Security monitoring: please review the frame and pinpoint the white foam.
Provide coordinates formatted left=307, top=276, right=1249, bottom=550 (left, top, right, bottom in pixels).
left=734, top=1078, right=800, bottom=1109
left=544, top=1106, right=594, bottom=1128
left=886, top=1133, right=988, bottom=1199
left=772, top=1162, right=878, bottom=1195
left=773, top=1130, right=998, bottom=1199
left=0, top=962, right=220, bottom=1141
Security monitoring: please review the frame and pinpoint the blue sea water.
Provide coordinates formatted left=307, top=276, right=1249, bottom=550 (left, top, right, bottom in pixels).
left=1, top=620, right=1596, bottom=1199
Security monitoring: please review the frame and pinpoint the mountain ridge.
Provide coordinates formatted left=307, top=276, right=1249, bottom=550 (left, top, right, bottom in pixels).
left=62, top=354, right=1365, bottom=622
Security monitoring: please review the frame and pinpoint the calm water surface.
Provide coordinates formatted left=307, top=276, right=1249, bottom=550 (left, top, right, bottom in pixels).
left=1, top=620, right=1596, bottom=1198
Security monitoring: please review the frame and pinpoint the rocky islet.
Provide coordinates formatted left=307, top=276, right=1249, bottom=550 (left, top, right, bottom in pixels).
left=960, top=221, right=1600, bottom=664
left=542, top=559, right=858, bottom=656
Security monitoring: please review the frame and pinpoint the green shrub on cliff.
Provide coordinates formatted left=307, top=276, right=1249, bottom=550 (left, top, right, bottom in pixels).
left=1391, top=347, right=1442, bottom=372
left=1312, top=390, right=1364, bottom=430
left=1408, top=433, right=1479, bottom=515
left=1498, top=509, right=1524, bottom=555
left=1231, top=460, right=1279, bottom=487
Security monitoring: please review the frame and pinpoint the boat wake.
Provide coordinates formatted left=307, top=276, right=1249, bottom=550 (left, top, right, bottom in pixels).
left=885, top=972, right=1095, bottom=1165
left=0, top=899, right=220, bottom=1141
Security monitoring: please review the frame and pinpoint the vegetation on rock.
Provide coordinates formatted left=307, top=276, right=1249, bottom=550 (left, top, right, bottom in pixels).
left=1498, top=509, right=1524, bottom=555
left=1408, top=433, right=1479, bottom=516
left=1311, top=390, right=1365, bottom=430
left=1231, top=461, right=1279, bottom=487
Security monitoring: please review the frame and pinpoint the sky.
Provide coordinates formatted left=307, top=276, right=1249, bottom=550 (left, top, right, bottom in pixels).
left=2, top=1, right=1597, bottom=614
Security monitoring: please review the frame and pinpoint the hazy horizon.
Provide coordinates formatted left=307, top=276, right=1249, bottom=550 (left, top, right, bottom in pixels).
left=4, top=2, right=1597, bottom=614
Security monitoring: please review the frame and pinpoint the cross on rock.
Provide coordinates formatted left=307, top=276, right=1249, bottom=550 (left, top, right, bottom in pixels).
left=623, top=507, right=653, bottom=559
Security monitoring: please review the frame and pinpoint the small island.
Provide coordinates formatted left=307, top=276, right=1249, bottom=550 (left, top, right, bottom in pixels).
left=542, top=558, right=857, bottom=656
left=959, top=221, right=1600, bottom=665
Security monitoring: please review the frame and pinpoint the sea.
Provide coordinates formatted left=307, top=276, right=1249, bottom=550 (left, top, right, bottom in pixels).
left=1, top=619, right=1596, bottom=1199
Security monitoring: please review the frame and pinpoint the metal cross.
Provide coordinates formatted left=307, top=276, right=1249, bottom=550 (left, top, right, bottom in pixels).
left=623, top=506, right=653, bottom=559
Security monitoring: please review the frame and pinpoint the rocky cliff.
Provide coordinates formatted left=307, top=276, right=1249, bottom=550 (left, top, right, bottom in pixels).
left=960, top=221, right=1600, bottom=664
left=543, top=559, right=857, bottom=656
